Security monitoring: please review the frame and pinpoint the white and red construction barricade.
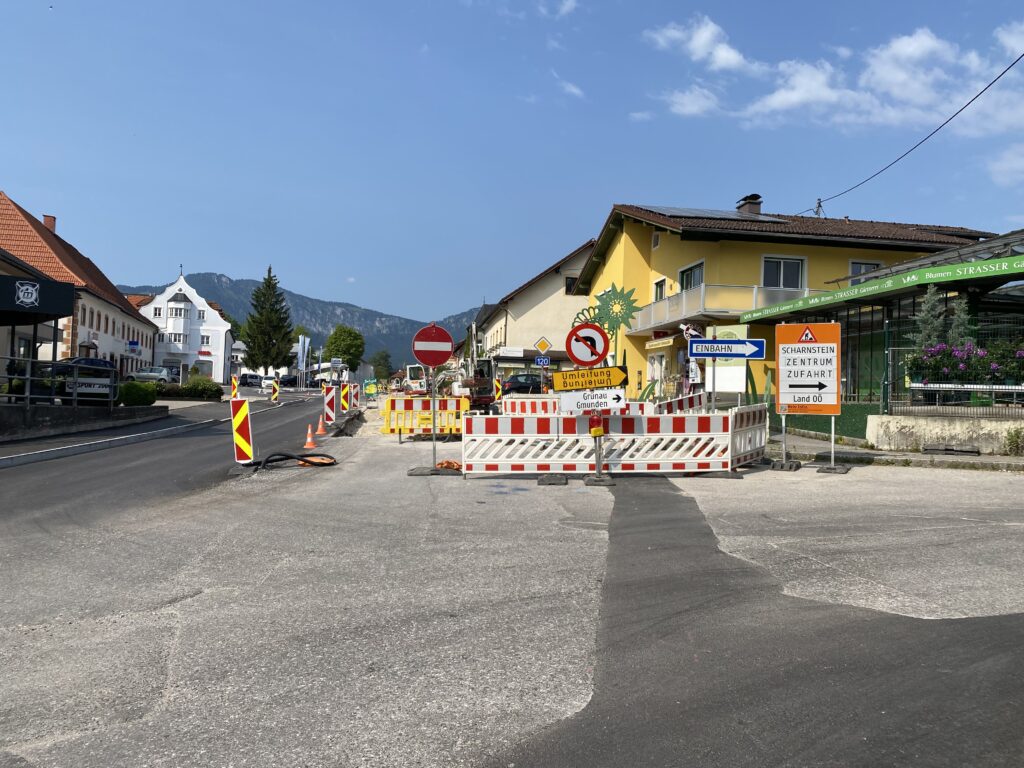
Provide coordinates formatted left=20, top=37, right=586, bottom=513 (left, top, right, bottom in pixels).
left=654, top=392, right=707, bottom=414
left=501, top=395, right=560, bottom=415
left=728, top=403, right=768, bottom=470
left=462, top=402, right=767, bottom=476
left=381, top=396, right=470, bottom=435
left=324, top=385, right=338, bottom=425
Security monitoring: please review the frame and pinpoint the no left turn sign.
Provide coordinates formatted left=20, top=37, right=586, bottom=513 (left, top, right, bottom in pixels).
left=565, top=322, right=609, bottom=367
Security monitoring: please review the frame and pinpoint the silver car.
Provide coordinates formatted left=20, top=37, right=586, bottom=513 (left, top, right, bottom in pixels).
left=126, top=366, right=178, bottom=384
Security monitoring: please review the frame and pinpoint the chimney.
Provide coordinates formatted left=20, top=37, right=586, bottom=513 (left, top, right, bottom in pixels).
left=43, top=215, right=56, bottom=232
left=735, top=194, right=762, bottom=215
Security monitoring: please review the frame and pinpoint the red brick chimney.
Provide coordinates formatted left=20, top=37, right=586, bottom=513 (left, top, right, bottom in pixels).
left=43, top=214, right=57, bottom=232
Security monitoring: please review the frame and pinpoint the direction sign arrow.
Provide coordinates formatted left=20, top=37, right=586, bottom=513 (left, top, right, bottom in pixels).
left=553, top=366, right=628, bottom=392
left=788, top=382, right=828, bottom=391
left=687, top=338, right=766, bottom=360
left=558, top=387, right=626, bottom=412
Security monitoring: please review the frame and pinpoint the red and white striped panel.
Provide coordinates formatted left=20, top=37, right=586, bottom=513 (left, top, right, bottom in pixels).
left=728, top=403, right=768, bottom=469
left=391, top=397, right=468, bottom=412
left=594, top=402, right=651, bottom=416
left=558, top=413, right=729, bottom=436
left=655, top=392, right=707, bottom=414
left=464, top=415, right=562, bottom=436
left=501, top=396, right=560, bottom=415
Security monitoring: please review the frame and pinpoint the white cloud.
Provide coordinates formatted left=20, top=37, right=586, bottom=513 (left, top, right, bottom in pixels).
left=643, top=16, right=764, bottom=73
left=628, top=111, right=654, bottom=122
left=551, top=69, right=584, bottom=98
left=546, top=34, right=564, bottom=51
left=346, top=276, right=356, bottom=283
left=662, top=85, right=718, bottom=117
left=644, top=17, right=1024, bottom=138
left=988, top=143, right=1024, bottom=187
left=995, top=20, right=1024, bottom=57
left=556, top=0, right=577, bottom=18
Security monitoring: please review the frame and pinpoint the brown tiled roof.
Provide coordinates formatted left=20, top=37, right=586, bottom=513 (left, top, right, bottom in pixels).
left=615, top=204, right=994, bottom=247
left=206, top=300, right=231, bottom=322
left=125, top=293, right=155, bottom=309
left=0, top=191, right=157, bottom=328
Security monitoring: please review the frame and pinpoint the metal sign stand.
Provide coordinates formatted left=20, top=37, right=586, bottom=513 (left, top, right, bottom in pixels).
left=431, top=366, right=437, bottom=471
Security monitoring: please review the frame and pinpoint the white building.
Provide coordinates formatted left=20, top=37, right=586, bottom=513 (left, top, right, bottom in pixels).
left=130, top=275, right=234, bottom=383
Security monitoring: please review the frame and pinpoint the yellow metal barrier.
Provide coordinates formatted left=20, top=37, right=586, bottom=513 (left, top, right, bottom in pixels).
left=380, top=396, right=469, bottom=435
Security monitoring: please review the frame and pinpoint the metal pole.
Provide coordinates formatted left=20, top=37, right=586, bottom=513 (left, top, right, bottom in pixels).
left=594, top=434, right=603, bottom=478
left=830, top=415, right=836, bottom=468
left=781, top=414, right=788, bottom=464
left=710, top=329, right=717, bottom=413
left=430, top=366, right=437, bottom=470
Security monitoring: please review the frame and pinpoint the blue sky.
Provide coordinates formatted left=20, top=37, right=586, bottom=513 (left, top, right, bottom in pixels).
left=2, top=1, right=1023, bottom=322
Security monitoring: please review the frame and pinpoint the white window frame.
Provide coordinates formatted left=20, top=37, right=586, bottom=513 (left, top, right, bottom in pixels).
left=197, top=309, right=206, bottom=320
left=153, top=307, right=162, bottom=318
left=653, top=278, right=667, bottom=302
left=652, top=231, right=661, bottom=250
left=761, top=255, right=806, bottom=290
left=200, top=334, right=211, bottom=346
left=849, top=260, right=882, bottom=286
left=678, top=261, right=705, bottom=292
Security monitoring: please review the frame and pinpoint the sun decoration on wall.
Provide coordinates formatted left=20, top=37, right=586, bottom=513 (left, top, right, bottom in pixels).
left=594, top=284, right=639, bottom=334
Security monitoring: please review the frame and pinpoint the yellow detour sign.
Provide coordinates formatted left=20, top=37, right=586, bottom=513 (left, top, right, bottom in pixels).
left=380, top=396, right=470, bottom=435
left=553, top=366, right=628, bottom=392
left=230, top=375, right=238, bottom=399
left=493, top=378, right=502, bottom=400
left=339, top=384, right=350, bottom=411
left=776, top=323, right=841, bottom=416
left=271, top=380, right=280, bottom=402
left=230, top=398, right=254, bottom=463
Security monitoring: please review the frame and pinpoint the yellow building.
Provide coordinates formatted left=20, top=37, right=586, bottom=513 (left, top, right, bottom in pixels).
left=574, top=195, right=991, bottom=399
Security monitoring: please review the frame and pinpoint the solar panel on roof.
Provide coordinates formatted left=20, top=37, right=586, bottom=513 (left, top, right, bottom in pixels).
left=640, top=205, right=788, bottom=224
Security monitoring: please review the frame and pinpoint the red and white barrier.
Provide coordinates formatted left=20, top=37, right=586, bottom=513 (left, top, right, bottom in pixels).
left=501, top=395, right=560, bottom=415
left=654, top=392, right=707, bottom=414
left=462, top=403, right=767, bottom=476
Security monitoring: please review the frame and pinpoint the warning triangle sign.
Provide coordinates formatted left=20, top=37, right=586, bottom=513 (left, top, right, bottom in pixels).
left=798, top=326, right=817, bottom=342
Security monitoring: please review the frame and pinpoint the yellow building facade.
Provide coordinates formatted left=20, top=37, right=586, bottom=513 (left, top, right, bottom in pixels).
left=576, top=199, right=991, bottom=399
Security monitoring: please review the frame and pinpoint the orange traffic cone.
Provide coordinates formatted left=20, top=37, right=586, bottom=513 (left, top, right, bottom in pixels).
left=303, top=424, right=317, bottom=449
left=315, top=415, right=328, bottom=436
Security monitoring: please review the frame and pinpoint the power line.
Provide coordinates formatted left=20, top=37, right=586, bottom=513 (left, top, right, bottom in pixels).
left=794, top=48, right=1024, bottom=217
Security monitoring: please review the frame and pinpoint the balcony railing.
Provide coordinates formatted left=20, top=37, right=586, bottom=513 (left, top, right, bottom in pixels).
left=630, top=285, right=830, bottom=333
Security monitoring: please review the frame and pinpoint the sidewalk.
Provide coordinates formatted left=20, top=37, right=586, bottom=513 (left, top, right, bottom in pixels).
left=768, top=430, right=1024, bottom=472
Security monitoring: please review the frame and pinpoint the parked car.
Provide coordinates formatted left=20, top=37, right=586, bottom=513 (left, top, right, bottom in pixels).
left=125, top=366, right=177, bottom=384
left=502, top=373, right=543, bottom=395
left=50, top=356, right=117, bottom=376
left=261, top=375, right=278, bottom=389
left=238, top=373, right=262, bottom=387
left=279, top=374, right=298, bottom=387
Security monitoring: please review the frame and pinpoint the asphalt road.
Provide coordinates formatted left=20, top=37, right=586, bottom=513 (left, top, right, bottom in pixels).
left=492, top=477, right=1024, bottom=767
left=0, top=395, right=325, bottom=528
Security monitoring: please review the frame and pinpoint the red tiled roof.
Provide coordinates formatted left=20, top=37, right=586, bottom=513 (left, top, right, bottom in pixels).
left=206, top=300, right=230, bottom=323
left=614, top=204, right=994, bottom=247
left=0, top=191, right=157, bottom=328
left=125, top=294, right=155, bottom=309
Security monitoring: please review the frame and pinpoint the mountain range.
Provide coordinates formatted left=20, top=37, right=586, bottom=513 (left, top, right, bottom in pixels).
left=117, top=272, right=478, bottom=366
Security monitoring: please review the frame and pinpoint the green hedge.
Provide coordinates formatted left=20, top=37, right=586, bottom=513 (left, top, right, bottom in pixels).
left=767, top=401, right=878, bottom=439
left=156, top=376, right=225, bottom=400
left=118, top=381, right=157, bottom=407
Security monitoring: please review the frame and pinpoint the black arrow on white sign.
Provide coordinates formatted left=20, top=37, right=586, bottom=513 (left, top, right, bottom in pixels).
left=612, top=394, right=622, bottom=403
left=788, top=382, right=828, bottom=391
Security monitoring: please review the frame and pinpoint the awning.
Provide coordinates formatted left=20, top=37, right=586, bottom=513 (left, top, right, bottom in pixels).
left=0, top=274, right=76, bottom=326
left=740, top=250, right=1024, bottom=324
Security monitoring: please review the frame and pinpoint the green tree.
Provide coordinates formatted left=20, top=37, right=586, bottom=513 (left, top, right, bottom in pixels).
left=324, top=324, right=365, bottom=372
left=947, top=293, right=976, bottom=348
left=368, top=349, right=392, bottom=380
left=243, top=266, right=294, bottom=374
left=908, top=284, right=945, bottom=350
left=222, top=311, right=243, bottom=341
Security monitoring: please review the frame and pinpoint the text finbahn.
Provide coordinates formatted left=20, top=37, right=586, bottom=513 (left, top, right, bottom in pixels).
left=687, top=338, right=766, bottom=360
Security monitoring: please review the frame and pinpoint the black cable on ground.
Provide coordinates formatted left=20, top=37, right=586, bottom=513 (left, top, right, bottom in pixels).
left=252, top=452, right=338, bottom=473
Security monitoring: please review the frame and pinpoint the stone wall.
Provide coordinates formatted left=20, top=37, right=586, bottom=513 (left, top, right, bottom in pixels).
left=866, top=415, right=1021, bottom=454
left=0, top=404, right=169, bottom=443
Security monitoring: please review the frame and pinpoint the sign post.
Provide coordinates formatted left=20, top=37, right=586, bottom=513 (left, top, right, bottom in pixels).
left=410, top=324, right=455, bottom=475
left=775, top=322, right=843, bottom=473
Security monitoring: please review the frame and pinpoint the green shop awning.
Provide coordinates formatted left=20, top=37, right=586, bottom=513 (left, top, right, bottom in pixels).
left=740, top=252, right=1024, bottom=324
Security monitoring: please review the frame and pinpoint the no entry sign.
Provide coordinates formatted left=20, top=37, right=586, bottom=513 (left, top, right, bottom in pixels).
left=565, top=323, right=609, bottom=367
left=412, top=324, right=454, bottom=368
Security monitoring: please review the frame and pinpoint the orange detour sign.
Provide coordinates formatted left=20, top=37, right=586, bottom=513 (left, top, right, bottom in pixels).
left=339, top=384, right=350, bottom=412
left=324, top=385, right=337, bottom=425
left=231, top=375, right=238, bottom=399
left=231, top=398, right=254, bottom=464
left=775, top=323, right=841, bottom=416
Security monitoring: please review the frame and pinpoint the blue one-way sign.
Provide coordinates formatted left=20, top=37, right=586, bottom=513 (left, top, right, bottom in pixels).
left=688, top=338, right=766, bottom=360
